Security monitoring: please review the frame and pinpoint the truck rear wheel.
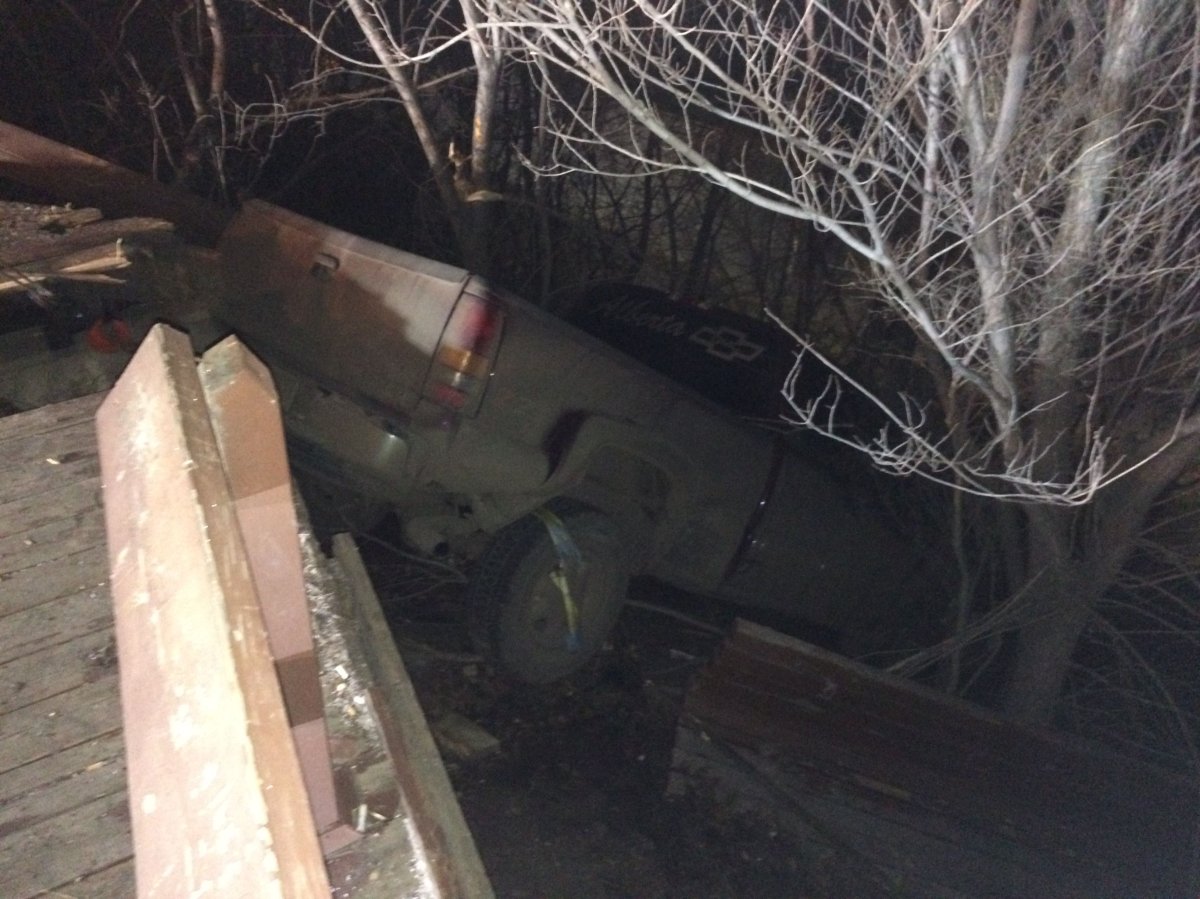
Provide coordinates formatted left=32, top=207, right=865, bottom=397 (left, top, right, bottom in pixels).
left=467, top=501, right=631, bottom=684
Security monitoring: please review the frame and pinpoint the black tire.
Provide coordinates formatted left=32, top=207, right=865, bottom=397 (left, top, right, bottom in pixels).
left=467, top=500, right=631, bottom=684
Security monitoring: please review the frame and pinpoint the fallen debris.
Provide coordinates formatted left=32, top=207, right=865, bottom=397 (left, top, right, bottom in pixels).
left=0, top=200, right=173, bottom=293
left=432, top=711, right=502, bottom=761
left=671, top=619, right=1200, bottom=898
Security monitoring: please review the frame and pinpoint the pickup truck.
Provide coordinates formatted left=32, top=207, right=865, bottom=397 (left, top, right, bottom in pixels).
left=216, top=200, right=933, bottom=682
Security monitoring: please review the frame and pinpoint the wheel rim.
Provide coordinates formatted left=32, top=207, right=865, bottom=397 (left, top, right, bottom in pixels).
left=502, top=533, right=627, bottom=681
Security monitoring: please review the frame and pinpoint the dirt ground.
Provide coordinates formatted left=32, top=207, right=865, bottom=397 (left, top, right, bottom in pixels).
left=360, top=537, right=873, bottom=899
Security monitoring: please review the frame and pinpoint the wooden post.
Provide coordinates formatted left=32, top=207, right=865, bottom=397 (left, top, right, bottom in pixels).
left=198, top=335, right=358, bottom=854
left=97, top=325, right=330, bottom=897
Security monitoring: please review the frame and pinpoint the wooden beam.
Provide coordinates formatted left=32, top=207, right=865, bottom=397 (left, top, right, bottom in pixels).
left=96, top=324, right=330, bottom=897
left=334, top=533, right=496, bottom=899
left=0, top=119, right=231, bottom=244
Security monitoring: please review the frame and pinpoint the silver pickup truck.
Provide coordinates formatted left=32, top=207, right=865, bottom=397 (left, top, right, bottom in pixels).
left=216, top=200, right=930, bottom=682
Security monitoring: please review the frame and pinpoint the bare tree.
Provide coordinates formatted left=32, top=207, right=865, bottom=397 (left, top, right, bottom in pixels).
left=241, top=0, right=762, bottom=294
left=125, top=0, right=239, bottom=194
left=241, top=0, right=512, bottom=271
left=489, top=0, right=1200, bottom=725
left=32, top=0, right=301, bottom=202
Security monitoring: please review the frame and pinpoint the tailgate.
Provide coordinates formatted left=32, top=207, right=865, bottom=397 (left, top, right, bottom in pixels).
left=216, top=200, right=471, bottom=414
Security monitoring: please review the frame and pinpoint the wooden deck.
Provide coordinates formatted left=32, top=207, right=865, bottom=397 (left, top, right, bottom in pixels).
left=0, top=392, right=134, bottom=897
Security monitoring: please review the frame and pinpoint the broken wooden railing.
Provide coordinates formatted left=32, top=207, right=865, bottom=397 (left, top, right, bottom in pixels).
left=96, top=324, right=493, bottom=897
left=0, top=202, right=175, bottom=295
left=0, top=119, right=230, bottom=244
left=674, top=619, right=1200, bottom=897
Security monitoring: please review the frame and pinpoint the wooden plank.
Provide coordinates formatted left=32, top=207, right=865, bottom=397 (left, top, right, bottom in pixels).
left=0, top=204, right=105, bottom=236
left=0, top=391, right=130, bottom=897
left=96, top=324, right=329, bottom=897
left=0, top=544, right=109, bottom=619
left=0, top=427, right=102, bottom=506
left=40, top=857, right=136, bottom=899
left=0, top=585, right=113, bottom=665
left=723, top=626, right=1116, bottom=784
left=702, top=627, right=1186, bottom=823
left=0, top=391, right=104, bottom=442
left=0, top=677, right=122, bottom=776
left=0, top=475, right=105, bottom=541
left=1, top=244, right=126, bottom=293
left=706, top=648, right=1171, bottom=858
left=0, top=119, right=230, bottom=244
left=199, top=334, right=358, bottom=853
left=0, top=627, right=116, bottom=716
left=0, top=406, right=99, bottom=447
left=334, top=533, right=495, bottom=899
left=708, top=631, right=1193, bottom=838
left=0, top=733, right=125, bottom=831
left=1, top=791, right=132, bottom=899
left=0, top=215, right=172, bottom=267
left=691, top=665, right=1059, bottom=823
left=0, top=502, right=106, bottom=578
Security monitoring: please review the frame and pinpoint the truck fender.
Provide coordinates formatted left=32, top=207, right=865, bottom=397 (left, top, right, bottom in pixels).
left=539, top=413, right=696, bottom=561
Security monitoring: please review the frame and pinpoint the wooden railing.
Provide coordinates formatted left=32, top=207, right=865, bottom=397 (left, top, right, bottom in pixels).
left=97, top=325, right=333, bottom=896
left=96, top=324, right=493, bottom=897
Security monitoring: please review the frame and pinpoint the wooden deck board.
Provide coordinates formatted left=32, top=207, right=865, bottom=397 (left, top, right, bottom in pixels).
left=46, top=857, right=137, bottom=899
left=0, top=476, right=106, bottom=547
left=0, top=391, right=103, bottom=440
left=0, top=734, right=125, bottom=829
left=2, top=792, right=132, bottom=898
left=0, top=501, right=106, bottom=579
left=0, top=544, right=109, bottom=619
left=0, top=428, right=103, bottom=505
left=0, top=678, right=122, bottom=777
left=0, top=413, right=101, bottom=461
left=0, top=394, right=135, bottom=897
left=0, top=627, right=117, bottom=717
left=0, top=586, right=113, bottom=665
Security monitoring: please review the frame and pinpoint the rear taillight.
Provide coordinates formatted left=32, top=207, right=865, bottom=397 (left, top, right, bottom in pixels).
left=423, top=290, right=505, bottom=416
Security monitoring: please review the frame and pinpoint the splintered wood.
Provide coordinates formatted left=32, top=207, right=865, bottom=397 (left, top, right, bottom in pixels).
left=0, top=200, right=174, bottom=293
left=0, top=118, right=231, bottom=244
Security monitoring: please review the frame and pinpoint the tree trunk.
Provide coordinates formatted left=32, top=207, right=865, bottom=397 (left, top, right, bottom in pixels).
left=458, top=198, right=503, bottom=280
left=1001, top=424, right=1200, bottom=724
left=1001, top=559, right=1095, bottom=725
